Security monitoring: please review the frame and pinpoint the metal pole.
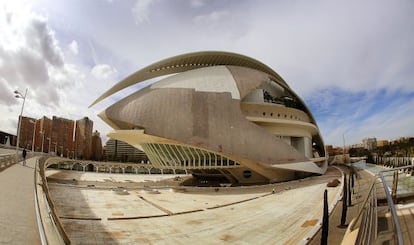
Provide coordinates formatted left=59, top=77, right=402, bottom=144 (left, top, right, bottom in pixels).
left=15, top=88, right=27, bottom=160
left=41, top=131, right=44, bottom=153
left=321, top=189, right=329, bottom=245
left=31, top=120, right=36, bottom=152
left=340, top=174, right=348, bottom=227
left=342, top=133, right=346, bottom=163
left=379, top=173, right=404, bottom=245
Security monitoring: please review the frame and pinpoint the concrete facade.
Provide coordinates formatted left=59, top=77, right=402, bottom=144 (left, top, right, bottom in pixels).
left=36, top=116, right=52, bottom=153
left=17, top=115, right=103, bottom=159
left=51, top=116, right=75, bottom=157
left=93, top=51, right=327, bottom=185
left=75, top=117, right=93, bottom=159
left=91, top=130, right=103, bottom=161
left=16, top=116, right=36, bottom=149
left=104, top=138, right=148, bottom=162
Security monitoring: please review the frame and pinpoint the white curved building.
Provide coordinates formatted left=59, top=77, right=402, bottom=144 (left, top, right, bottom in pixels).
left=92, top=51, right=327, bottom=185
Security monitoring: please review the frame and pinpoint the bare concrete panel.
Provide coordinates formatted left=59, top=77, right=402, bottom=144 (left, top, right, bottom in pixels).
left=96, top=51, right=328, bottom=183
left=48, top=168, right=342, bottom=244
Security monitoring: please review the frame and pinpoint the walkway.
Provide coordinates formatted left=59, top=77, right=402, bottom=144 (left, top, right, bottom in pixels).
left=47, top=167, right=343, bottom=244
left=308, top=165, right=376, bottom=244
left=0, top=157, right=41, bottom=244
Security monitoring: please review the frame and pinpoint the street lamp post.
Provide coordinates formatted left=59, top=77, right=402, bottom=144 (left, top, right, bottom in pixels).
left=40, top=131, right=45, bottom=153
left=14, top=89, right=28, bottom=160
left=29, top=120, right=36, bottom=152
left=47, top=137, right=51, bottom=154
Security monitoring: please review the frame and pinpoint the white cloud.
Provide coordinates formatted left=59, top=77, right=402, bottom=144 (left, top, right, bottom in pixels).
left=69, top=40, right=79, bottom=55
left=91, top=64, right=118, bottom=80
left=0, top=3, right=65, bottom=102
left=0, top=3, right=103, bottom=136
left=1, top=0, right=413, bottom=148
left=190, top=0, right=206, bottom=8
left=131, top=0, right=154, bottom=25
left=194, top=11, right=229, bottom=24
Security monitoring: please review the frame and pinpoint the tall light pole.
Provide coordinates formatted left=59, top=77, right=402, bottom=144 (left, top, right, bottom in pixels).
left=29, top=119, right=36, bottom=152
left=47, top=137, right=51, bottom=153
left=40, top=131, right=45, bottom=153
left=14, top=89, right=28, bottom=159
left=343, top=133, right=345, bottom=159
left=53, top=142, right=57, bottom=155
left=343, top=130, right=349, bottom=163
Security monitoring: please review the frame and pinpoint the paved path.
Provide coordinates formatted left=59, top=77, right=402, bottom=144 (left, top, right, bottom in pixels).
left=47, top=167, right=342, bottom=244
left=0, top=157, right=41, bottom=245
left=309, top=165, right=376, bottom=245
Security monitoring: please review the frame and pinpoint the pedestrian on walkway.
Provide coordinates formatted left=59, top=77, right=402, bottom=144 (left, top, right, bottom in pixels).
left=22, top=148, right=27, bottom=166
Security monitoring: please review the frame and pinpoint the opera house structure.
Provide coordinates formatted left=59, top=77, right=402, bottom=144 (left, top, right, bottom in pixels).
left=91, top=51, right=327, bottom=185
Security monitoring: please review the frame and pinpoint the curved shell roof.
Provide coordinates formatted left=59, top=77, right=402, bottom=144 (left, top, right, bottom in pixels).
left=89, top=51, right=288, bottom=107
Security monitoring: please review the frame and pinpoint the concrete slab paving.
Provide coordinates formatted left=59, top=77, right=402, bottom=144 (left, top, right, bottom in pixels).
left=46, top=169, right=185, bottom=183
left=0, top=157, right=41, bottom=245
left=398, top=203, right=414, bottom=244
left=47, top=167, right=343, bottom=244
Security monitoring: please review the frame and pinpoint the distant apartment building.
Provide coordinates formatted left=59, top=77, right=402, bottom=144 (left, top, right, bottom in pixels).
left=17, top=116, right=36, bottom=149
left=325, top=145, right=333, bottom=155
left=363, top=138, right=377, bottom=151
left=376, top=140, right=389, bottom=147
left=51, top=116, right=75, bottom=157
left=104, top=138, right=148, bottom=162
left=350, top=143, right=364, bottom=149
left=0, top=130, right=16, bottom=146
left=75, top=117, right=93, bottom=159
left=17, top=115, right=102, bottom=159
left=91, top=130, right=103, bottom=161
left=34, top=116, right=52, bottom=152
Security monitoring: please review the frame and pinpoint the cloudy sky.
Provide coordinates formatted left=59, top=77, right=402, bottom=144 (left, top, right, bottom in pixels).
left=1, top=0, right=413, bottom=147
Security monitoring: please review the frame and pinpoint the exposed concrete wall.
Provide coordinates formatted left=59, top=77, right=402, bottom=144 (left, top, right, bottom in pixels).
left=227, top=167, right=269, bottom=184
left=105, top=88, right=308, bottom=168
left=99, top=64, right=327, bottom=183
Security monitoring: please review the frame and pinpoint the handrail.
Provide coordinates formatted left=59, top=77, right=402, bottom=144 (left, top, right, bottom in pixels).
left=348, top=178, right=377, bottom=232
left=344, top=164, right=414, bottom=244
left=38, top=157, right=71, bottom=244
left=378, top=167, right=411, bottom=245
left=355, top=179, right=377, bottom=245
left=34, top=158, right=47, bottom=245
left=379, top=164, right=414, bottom=173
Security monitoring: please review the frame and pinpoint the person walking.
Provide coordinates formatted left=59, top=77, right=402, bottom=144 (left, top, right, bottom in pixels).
left=22, top=148, right=27, bottom=166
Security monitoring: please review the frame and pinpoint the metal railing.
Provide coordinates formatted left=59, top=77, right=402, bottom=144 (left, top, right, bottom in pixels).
left=346, top=164, right=414, bottom=245
left=346, top=178, right=378, bottom=244
left=377, top=165, right=414, bottom=245
left=37, top=156, right=71, bottom=244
